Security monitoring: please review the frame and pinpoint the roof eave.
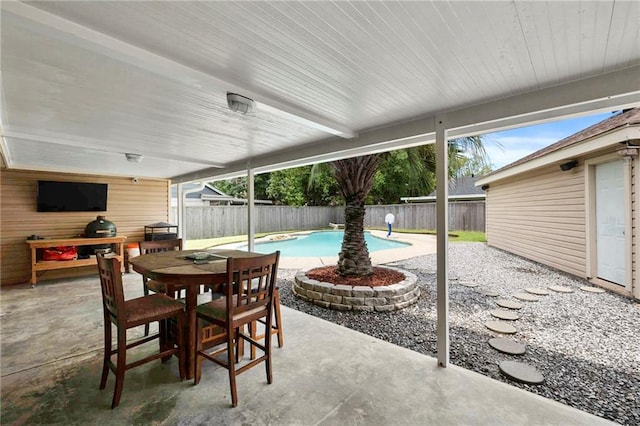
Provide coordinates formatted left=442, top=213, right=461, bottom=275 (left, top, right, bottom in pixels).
left=401, top=194, right=486, bottom=203
left=476, top=126, right=640, bottom=186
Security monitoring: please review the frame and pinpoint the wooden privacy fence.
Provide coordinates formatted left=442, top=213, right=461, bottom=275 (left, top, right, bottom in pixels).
left=364, top=202, right=485, bottom=232
left=173, top=201, right=485, bottom=240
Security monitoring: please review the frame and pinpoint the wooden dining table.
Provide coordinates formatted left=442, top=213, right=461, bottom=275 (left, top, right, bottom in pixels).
left=129, top=248, right=264, bottom=379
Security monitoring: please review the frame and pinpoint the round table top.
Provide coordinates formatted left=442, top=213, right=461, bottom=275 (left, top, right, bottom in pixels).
left=129, top=248, right=263, bottom=283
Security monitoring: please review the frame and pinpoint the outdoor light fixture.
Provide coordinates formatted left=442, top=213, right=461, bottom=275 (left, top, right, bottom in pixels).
left=227, top=92, right=255, bottom=114
left=481, top=184, right=489, bottom=190
left=125, top=153, right=143, bottom=163
left=559, top=160, right=578, bottom=171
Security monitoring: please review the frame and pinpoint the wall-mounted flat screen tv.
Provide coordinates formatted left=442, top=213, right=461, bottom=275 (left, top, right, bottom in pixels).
left=37, top=181, right=108, bottom=212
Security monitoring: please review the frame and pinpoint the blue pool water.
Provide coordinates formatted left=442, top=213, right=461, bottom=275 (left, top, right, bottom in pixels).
left=246, top=231, right=409, bottom=257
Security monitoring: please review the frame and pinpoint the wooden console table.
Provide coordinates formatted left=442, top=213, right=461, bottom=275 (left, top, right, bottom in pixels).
left=27, top=236, right=127, bottom=286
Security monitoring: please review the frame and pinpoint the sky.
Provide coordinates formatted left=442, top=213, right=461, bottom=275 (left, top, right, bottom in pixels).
left=481, top=111, right=615, bottom=170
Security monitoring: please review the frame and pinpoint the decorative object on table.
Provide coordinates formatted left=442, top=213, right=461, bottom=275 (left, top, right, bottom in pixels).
left=184, top=252, right=228, bottom=264
left=194, top=251, right=280, bottom=407
left=96, top=254, right=185, bottom=408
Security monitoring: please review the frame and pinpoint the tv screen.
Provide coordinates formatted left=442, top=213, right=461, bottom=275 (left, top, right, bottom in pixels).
left=37, top=181, right=108, bottom=212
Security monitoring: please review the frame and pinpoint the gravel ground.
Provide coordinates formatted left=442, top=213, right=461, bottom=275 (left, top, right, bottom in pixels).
left=277, top=243, right=640, bottom=425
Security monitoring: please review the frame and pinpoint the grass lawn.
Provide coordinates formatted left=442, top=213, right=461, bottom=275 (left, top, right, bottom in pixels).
left=185, top=228, right=486, bottom=249
left=367, top=227, right=486, bottom=242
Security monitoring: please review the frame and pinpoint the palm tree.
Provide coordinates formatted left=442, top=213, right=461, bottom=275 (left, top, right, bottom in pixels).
left=328, top=137, right=487, bottom=277
left=330, top=155, right=380, bottom=276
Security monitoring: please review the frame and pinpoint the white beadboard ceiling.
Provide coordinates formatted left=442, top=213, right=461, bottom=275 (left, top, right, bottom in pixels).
left=1, top=1, right=639, bottom=182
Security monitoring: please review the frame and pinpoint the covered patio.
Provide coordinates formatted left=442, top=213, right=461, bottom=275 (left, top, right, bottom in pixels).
left=1, top=272, right=613, bottom=425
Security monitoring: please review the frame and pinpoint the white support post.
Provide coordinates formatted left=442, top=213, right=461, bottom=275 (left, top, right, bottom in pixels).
left=176, top=183, right=184, bottom=239
left=435, top=114, right=450, bottom=367
left=247, top=166, right=255, bottom=252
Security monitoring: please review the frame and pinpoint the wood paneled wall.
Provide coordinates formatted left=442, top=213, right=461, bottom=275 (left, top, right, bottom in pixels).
left=0, top=170, right=170, bottom=286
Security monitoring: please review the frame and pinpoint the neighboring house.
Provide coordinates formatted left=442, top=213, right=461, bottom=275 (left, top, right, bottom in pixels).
left=400, top=176, right=486, bottom=203
left=170, top=183, right=273, bottom=207
left=476, top=108, right=640, bottom=300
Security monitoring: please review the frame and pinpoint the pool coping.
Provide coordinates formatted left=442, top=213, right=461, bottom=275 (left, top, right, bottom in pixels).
left=214, top=230, right=437, bottom=269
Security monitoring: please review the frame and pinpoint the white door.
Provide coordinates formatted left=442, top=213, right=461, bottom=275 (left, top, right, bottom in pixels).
left=595, top=160, right=626, bottom=285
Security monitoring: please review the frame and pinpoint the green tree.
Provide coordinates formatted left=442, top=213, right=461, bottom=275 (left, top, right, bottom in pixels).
left=213, top=175, right=271, bottom=201
left=266, top=168, right=310, bottom=206
left=371, top=148, right=435, bottom=204
left=329, top=136, right=488, bottom=277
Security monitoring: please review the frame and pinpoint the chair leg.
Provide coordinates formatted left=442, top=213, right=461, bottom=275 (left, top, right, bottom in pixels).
left=273, top=289, right=284, bottom=348
left=227, top=329, right=238, bottom=407
left=236, top=326, right=244, bottom=360
left=99, top=318, right=112, bottom=390
left=249, top=321, right=257, bottom=360
left=158, top=319, right=170, bottom=363
left=176, top=313, right=186, bottom=381
left=194, top=325, right=202, bottom=385
left=250, top=290, right=284, bottom=361
left=265, top=313, right=273, bottom=385
left=111, top=327, right=127, bottom=409
left=143, top=283, right=150, bottom=336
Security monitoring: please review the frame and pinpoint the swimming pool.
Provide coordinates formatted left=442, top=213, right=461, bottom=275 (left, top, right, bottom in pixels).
left=245, top=231, right=410, bottom=257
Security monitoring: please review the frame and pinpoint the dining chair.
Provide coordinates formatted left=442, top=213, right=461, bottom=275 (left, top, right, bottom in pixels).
left=96, top=254, right=185, bottom=408
left=138, top=238, right=183, bottom=336
left=194, top=251, right=280, bottom=407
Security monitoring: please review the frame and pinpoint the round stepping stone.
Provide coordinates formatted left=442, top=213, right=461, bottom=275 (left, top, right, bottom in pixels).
left=499, top=361, right=544, bottom=384
left=488, top=337, right=526, bottom=355
left=525, top=287, right=550, bottom=296
left=458, top=281, right=478, bottom=288
left=496, top=299, right=523, bottom=310
left=490, top=309, right=520, bottom=321
left=548, top=285, right=574, bottom=293
left=580, top=286, right=605, bottom=293
left=513, top=292, right=540, bottom=302
left=485, top=320, right=517, bottom=334
left=481, top=289, right=499, bottom=297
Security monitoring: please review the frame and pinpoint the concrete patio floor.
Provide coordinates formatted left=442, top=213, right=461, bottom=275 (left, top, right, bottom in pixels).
left=1, top=268, right=614, bottom=425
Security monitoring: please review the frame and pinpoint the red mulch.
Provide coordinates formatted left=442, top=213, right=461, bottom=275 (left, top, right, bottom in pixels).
left=306, top=266, right=405, bottom=287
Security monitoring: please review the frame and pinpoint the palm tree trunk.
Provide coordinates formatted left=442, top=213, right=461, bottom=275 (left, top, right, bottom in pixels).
left=338, top=203, right=371, bottom=275
left=331, top=155, right=380, bottom=276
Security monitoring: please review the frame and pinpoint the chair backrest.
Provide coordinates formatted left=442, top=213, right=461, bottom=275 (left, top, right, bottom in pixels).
left=224, top=252, right=280, bottom=323
left=96, top=254, right=126, bottom=325
left=138, top=238, right=183, bottom=254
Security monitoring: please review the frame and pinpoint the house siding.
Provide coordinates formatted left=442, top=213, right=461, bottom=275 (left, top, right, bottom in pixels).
left=0, top=169, right=170, bottom=286
left=486, top=145, right=639, bottom=299
left=486, top=163, right=587, bottom=278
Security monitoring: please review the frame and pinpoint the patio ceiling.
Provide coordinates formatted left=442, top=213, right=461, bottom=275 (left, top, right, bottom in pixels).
left=1, top=1, right=639, bottom=183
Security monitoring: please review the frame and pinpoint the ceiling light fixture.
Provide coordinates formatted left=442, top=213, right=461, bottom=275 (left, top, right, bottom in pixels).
left=125, top=153, right=143, bottom=163
left=227, top=92, right=255, bottom=114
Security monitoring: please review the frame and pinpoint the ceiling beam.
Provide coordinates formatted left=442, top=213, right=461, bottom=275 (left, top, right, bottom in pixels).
left=173, top=115, right=439, bottom=182
left=173, top=66, right=640, bottom=183
left=2, top=2, right=356, bottom=139
left=446, top=66, right=640, bottom=138
left=2, top=130, right=225, bottom=168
